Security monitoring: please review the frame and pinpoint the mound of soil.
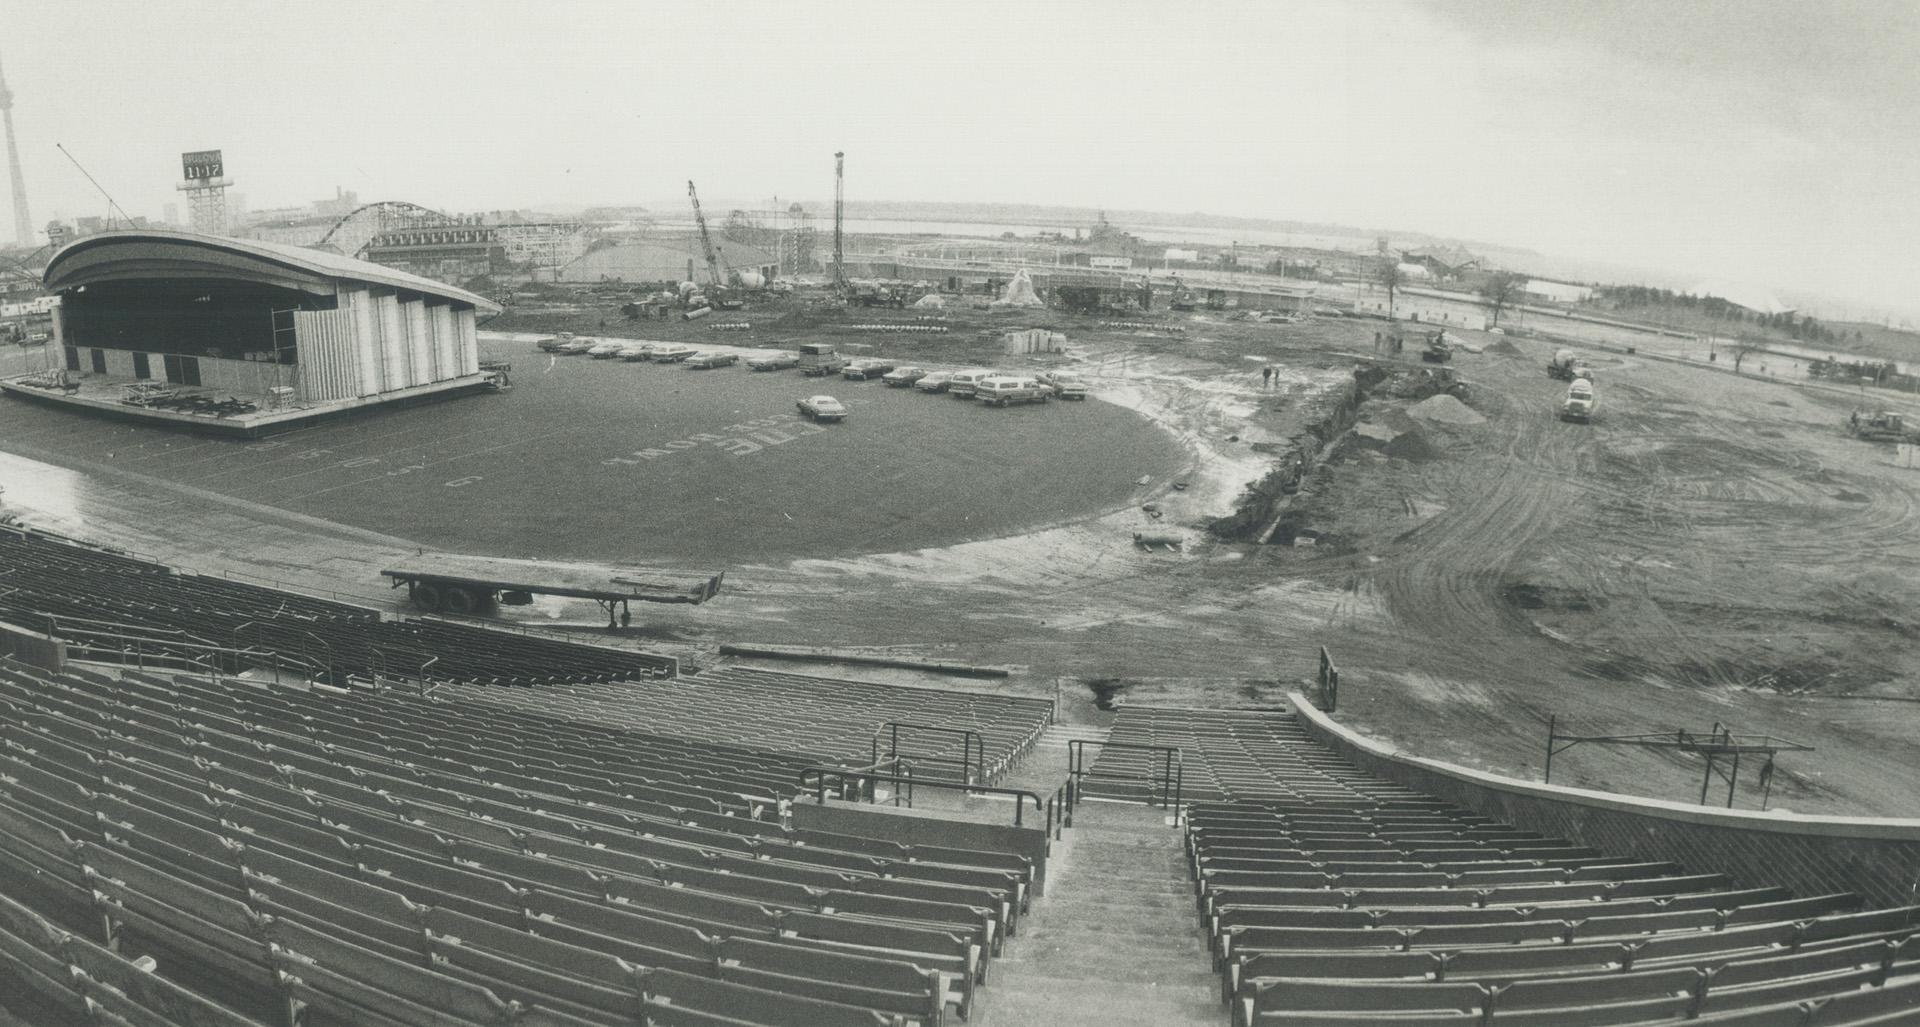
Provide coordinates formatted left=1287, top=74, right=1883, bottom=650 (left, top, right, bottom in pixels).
left=1383, top=430, right=1444, bottom=462
left=1407, top=394, right=1487, bottom=425
left=1485, top=339, right=1523, bottom=356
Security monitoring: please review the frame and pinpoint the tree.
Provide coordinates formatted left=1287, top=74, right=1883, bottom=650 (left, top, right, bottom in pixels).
left=1478, top=272, right=1524, bottom=327
left=1375, top=258, right=1405, bottom=319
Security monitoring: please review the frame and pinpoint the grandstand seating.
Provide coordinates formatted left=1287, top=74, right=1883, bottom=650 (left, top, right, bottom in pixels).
left=441, top=666, right=1055, bottom=786
left=1060, top=704, right=1920, bottom=1027
left=0, top=660, right=1052, bottom=1025
left=5, top=637, right=1920, bottom=1026
left=0, top=527, right=676, bottom=685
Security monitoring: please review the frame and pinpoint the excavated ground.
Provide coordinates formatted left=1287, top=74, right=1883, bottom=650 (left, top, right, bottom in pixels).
left=6, top=296, right=1920, bottom=817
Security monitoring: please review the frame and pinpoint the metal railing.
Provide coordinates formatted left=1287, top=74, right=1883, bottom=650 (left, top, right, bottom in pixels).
left=871, top=721, right=983, bottom=786
left=1067, top=739, right=1183, bottom=811
left=1318, top=645, right=1340, bottom=712
left=798, top=767, right=1046, bottom=830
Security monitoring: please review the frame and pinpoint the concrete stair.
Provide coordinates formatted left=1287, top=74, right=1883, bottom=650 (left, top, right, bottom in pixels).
left=996, top=721, right=1110, bottom=797
left=976, top=802, right=1220, bottom=1027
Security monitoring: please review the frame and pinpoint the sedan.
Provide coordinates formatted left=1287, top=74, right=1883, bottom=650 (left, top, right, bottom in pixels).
left=686, top=352, right=739, bottom=369
left=914, top=371, right=954, bottom=393
left=881, top=366, right=928, bottom=387
left=748, top=351, right=800, bottom=371
left=587, top=341, right=627, bottom=358
left=842, top=359, right=897, bottom=381
left=1037, top=371, right=1089, bottom=400
left=796, top=395, right=848, bottom=422
left=651, top=346, right=697, bottom=363
left=556, top=337, right=597, bottom=354
left=536, top=333, right=574, bottom=353
left=617, top=343, right=657, bottom=361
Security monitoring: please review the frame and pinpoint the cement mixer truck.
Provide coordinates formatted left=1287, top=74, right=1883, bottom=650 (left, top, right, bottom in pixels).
left=1560, top=379, right=1596, bottom=423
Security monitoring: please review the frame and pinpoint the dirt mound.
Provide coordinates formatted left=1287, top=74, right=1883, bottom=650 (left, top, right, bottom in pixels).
left=1485, top=339, right=1523, bottom=356
left=1383, top=430, right=1444, bottom=462
left=1406, top=394, right=1487, bottom=425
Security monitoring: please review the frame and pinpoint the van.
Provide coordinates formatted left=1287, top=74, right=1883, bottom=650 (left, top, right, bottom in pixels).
left=946, top=369, right=999, bottom=400
left=798, top=342, right=848, bottom=377
left=975, top=375, right=1051, bottom=407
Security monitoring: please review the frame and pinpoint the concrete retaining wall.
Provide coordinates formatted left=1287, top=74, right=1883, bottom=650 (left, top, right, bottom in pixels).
left=0, top=622, right=67, bottom=673
left=794, top=800, right=1051, bottom=895
left=1288, top=692, right=1920, bottom=908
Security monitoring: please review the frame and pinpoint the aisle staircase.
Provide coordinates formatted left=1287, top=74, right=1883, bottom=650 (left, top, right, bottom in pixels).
left=977, top=802, right=1220, bottom=1026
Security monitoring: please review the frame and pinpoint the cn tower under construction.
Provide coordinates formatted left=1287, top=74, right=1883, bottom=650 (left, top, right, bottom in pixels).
left=0, top=52, right=30, bottom=247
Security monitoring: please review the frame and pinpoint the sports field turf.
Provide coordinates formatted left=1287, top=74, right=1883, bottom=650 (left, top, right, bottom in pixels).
left=0, top=339, right=1189, bottom=566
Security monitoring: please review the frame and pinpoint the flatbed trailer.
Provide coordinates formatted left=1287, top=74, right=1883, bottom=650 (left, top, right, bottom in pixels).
left=381, top=553, right=723, bottom=625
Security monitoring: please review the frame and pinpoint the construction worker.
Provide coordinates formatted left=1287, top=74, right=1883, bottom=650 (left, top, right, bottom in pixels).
left=1262, top=366, right=1273, bottom=388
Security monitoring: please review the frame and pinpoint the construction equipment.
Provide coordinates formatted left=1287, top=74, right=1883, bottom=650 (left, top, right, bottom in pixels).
left=1847, top=410, right=1916, bottom=443
left=1560, top=379, right=1596, bottom=423
left=1547, top=348, right=1578, bottom=380
left=686, top=180, right=740, bottom=309
left=1168, top=280, right=1198, bottom=312
left=1420, top=331, right=1453, bottom=364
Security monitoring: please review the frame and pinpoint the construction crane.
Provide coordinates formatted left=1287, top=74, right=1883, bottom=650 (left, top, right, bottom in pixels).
left=687, top=179, right=730, bottom=297
left=832, top=151, right=848, bottom=294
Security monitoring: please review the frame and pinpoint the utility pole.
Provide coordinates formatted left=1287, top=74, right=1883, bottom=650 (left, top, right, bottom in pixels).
left=833, top=151, right=847, bottom=293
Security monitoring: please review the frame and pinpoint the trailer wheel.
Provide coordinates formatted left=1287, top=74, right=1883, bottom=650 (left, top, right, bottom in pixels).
left=413, top=582, right=443, bottom=611
left=443, top=586, right=477, bottom=616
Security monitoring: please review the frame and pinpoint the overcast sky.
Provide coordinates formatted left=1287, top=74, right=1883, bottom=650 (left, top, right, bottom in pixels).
left=9, top=0, right=1918, bottom=317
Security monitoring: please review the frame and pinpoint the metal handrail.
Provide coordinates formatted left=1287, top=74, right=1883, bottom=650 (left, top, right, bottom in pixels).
left=871, top=721, right=984, bottom=785
left=1067, top=739, right=1184, bottom=811
left=798, top=767, right=1044, bottom=828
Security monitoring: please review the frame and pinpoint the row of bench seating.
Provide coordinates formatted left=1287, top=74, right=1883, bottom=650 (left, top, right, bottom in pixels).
left=443, top=666, right=1056, bottom=786
left=1137, top=704, right=1920, bottom=1027
left=0, top=661, right=1052, bottom=1025
left=1082, top=705, right=1395, bottom=805
left=0, top=526, right=678, bottom=686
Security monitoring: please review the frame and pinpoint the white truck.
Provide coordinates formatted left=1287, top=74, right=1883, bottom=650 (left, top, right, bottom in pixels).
left=1561, top=379, right=1596, bottom=423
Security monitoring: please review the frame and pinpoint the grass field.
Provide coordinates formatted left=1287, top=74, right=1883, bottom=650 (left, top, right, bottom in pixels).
left=0, top=339, right=1188, bottom=567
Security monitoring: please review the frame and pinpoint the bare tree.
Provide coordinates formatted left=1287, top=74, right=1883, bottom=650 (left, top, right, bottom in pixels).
left=1375, top=258, right=1406, bottom=319
left=1478, top=272, right=1524, bottom=327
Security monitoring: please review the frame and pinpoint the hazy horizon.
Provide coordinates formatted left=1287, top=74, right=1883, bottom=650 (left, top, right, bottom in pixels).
left=9, top=0, right=1918, bottom=320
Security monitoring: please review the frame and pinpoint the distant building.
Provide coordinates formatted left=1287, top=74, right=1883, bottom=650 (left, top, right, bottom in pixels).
left=1401, top=245, right=1484, bottom=277
left=493, top=222, right=591, bottom=271
left=1163, top=248, right=1200, bottom=263
left=558, top=237, right=776, bottom=285
left=248, top=215, right=337, bottom=249
left=363, top=223, right=503, bottom=286
left=1523, top=279, right=1595, bottom=304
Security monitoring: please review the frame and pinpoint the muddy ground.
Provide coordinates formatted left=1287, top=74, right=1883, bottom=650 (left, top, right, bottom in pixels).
left=8, top=293, right=1920, bottom=817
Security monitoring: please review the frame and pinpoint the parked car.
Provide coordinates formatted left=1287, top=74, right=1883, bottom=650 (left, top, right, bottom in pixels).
left=651, top=345, right=697, bottom=363
left=914, top=371, right=954, bottom=394
left=1037, top=371, right=1089, bottom=400
left=557, top=337, right=597, bottom=354
left=617, top=343, right=657, bottom=361
left=748, top=351, right=800, bottom=371
left=588, top=341, right=626, bottom=358
left=946, top=369, right=999, bottom=399
left=796, top=395, right=847, bottom=422
left=798, top=342, right=849, bottom=377
left=976, top=375, right=1052, bottom=407
left=882, top=366, right=929, bottom=387
left=842, top=359, right=897, bottom=381
left=686, top=352, right=739, bottom=369
left=536, top=333, right=574, bottom=353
